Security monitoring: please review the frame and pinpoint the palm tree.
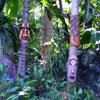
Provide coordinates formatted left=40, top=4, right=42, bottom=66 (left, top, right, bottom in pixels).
left=40, top=7, right=52, bottom=71
left=67, top=0, right=80, bottom=88
left=17, top=0, right=30, bottom=77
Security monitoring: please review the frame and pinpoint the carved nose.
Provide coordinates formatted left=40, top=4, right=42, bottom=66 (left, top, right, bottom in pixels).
left=71, top=70, right=74, bottom=74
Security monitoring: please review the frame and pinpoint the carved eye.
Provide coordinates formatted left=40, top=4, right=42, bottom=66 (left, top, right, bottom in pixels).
left=26, top=30, right=28, bottom=33
left=6, top=66, right=8, bottom=68
left=23, top=30, right=25, bottom=33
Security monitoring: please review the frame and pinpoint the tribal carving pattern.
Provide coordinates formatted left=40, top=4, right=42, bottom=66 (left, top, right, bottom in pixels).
left=70, top=15, right=80, bottom=46
left=18, top=43, right=27, bottom=76
left=18, top=23, right=30, bottom=76
left=19, top=23, right=30, bottom=44
left=67, top=56, right=78, bottom=83
left=0, top=56, right=16, bottom=82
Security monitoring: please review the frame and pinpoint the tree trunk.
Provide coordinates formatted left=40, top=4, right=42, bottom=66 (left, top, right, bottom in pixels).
left=17, top=0, right=30, bottom=77
left=0, top=36, right=3, bottom=57
left=59, top=0, right=63, bottom=14
left=23, top=0, right=30, bottom=23
left=0, top=0, right=7, bottom=57
left=40, top=8, right=52, bottom=71
left=67, top=0, right=80, bottom=94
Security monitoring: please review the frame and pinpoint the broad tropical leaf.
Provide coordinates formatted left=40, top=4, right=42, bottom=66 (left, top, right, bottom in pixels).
left=6, top=0, right=18, bottom=18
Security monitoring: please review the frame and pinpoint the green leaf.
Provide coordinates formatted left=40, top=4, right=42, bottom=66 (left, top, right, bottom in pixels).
left=47, top=79, right=52, bottom=83
left=73, top=88, right=77, bottom=95
left=31, top=43, right=40, bottom=54
left=84, top=89, right=90, bottom=100
left=78, top=88, right=83, bottom=94
left=96, top=83, right=100, bottom=88
left=41, top=0, right=49, bottom=8
left=81, top=51, right=95, bottom=66
left=80, top=31, right=91, bottom=45
left=10, top=87, right=19, bottom=92
left=50, top=5, right=63, bottom=20
left=90, top=61, right=100, bottom=73
left=42, top=41, right=52, bottom=47
left=24, top=80, right=37, bottom=86
left=58, top=60, right=64, bottom=70
left=34, top=65, right=40, bottom=80
left=0, top=63, right=4, bottom=71
left=60, top=81, right=66, bottom=87
left=7, top=94, right=19, bottom=100
left=6, top=0, right=18, bottom=18
left=23, top=91, right=32, bottom=98
left=86, top=0, right=93, bottom=22
left=41, top=78, right=45, bottom=82
left=0, top=14, right=7, bottom=23
left=39, top=68, right=44, bottom=78
left=46, top=82, right=50, bottom=89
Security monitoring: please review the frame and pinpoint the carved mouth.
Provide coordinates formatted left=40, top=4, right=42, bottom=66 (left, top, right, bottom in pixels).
left=22, top=40, right=28, bottom=43
left=69, top=76, right=75, bottom=79
left=68, top=76, right=76, bottom=83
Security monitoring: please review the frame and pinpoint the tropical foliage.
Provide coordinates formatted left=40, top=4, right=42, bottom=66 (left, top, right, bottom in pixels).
left=0, top=0, right=100, bottom=100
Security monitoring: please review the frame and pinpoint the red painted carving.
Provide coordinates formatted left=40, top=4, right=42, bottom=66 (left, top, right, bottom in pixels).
left=19, top=23, right=30, bottom=44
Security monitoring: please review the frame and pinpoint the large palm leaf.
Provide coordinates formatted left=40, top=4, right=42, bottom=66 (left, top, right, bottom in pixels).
left=0, top=14, right=19, bottom=56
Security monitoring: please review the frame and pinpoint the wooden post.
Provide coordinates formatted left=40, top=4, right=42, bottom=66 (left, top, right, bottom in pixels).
left=17, top=0, right=30, bottom=77
left=67, top=0, right=80, bottom=95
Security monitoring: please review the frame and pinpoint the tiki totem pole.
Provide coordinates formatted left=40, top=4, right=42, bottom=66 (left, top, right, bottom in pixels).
left=17, top=0, right=30, bottom=76
left=67, top=0, right=80, bottom=83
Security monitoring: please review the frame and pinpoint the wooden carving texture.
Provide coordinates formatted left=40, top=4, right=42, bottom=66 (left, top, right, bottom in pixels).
left=18, top=23, right=30, bottom=76
left=17, top=0, right=30, bottom=77
left=70, top=15, right=80, bottom=46
left=18, top=43, right=27, bottom=76
left=67, top=56, right=78, bottom=83
left=19, top=23, right=30, bottom=44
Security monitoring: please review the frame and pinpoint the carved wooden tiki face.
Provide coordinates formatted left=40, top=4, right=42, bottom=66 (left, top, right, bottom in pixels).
left=67, top=56, right=78, bottom=83
left=19, top=23, right=30, bottom=44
